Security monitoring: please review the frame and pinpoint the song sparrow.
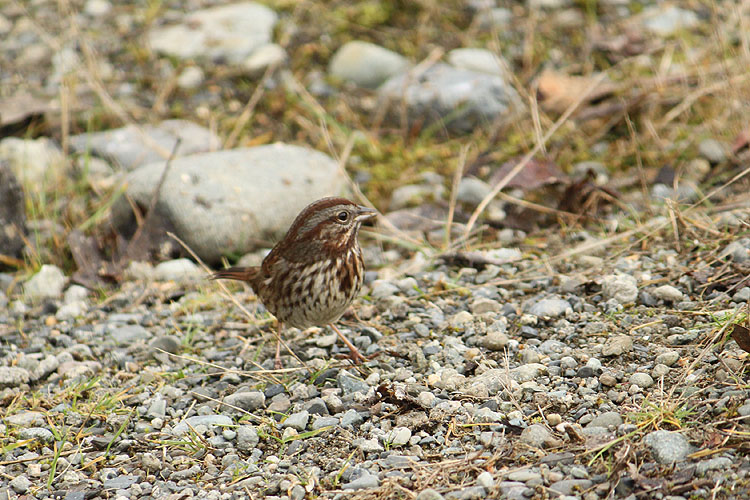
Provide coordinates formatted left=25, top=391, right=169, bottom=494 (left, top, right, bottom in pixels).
left=212, top=197, right=376, bottom=366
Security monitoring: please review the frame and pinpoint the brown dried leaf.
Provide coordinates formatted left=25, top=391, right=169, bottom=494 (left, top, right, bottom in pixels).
left=0, top=92, right=50, bottom=129
left=731, top=324, right=750, bottom=354
left=490, top=157, right=565, bottom=191
left=731, top=128, right=750, bottom=155
left=536, top=70, right=618, bottom=115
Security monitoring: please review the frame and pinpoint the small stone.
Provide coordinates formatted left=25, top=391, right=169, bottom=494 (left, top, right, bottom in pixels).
left=642, top=5, right=699, bottom=37
left=149, top=335, right=181, bottom=355
left=699, top=139, right=727, bottom=164
left=385, top=427, right=412, bottom=447
left=0, top=366, right=31, bottom=388
left=506, top=470, right=541, bottom=482
left=644, top=430, right=692, bottom=464
left=110, top=324, right=151, bottom=345
left=546, top=413, right=562, bottom=426
left=356, top=438, right=384, bottom=453
left=601, top=335, right=633, bottom=357
left=10, top=475, right=32, bottom=493
left=236, top=425, right=259, bottom=452
left=338, top=369, right=370, bottom=394
left=652, top=285, right=683, bottom=302
left=19, top=427, right=54, bottom=443
left=25, top=265, right=66, bottom=302
left=140, top=452, right=161, bottom=471
left=457, top=177, right=492, bottom=206
left=225, top=391, right=266, bottom=412
left=652, top=363, right=670, bottom=378
left=283, top=411, right=310, bottom=431
left=343, top=472, right=380, bottom=490
left=629, top=372, right=654, bottom=388
left=329, top=41, right=409, bottom=89
left=84, top=0, right=111, bottom=16
left=480, top=330, right=509, bottom=351
left=549, top=479, right=593, bottom=496
left=602, top=274, right=638, bottom=304
left=586, top=411, right=623, bottom=429
left=696, top=456, right=733, bottom=475
left=153, top=259, right=202, bottom=282
left=477, top=471, right=495, bottom=489
left=371, top=280, right=400, bottom=299
left=416, top=489, right=446, bottom=500
left=655, top=351, right=680, bottom=367
left=528, top=298, right=572, bottom=318
left=341, top=409, right=364, bottom=427
left=599, top=373, right=617, bottom=387
left=520, top=424, right=555, bottom=448
left=451, top=311, right=474, bottom=327
left=312, top=416, right=338, bottom=430
left=448, top=48, right=508, bottom=78
left=242, top=43, right=287, bottom=76
left=470, top=298, right=501, bottom=314
left=177, top=66, right=205, bottom=90
left=172, top=415, right=232, bottom=436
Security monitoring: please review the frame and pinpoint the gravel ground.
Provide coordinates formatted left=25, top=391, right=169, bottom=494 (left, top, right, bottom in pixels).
left=3, top=227, right=750, bottom=499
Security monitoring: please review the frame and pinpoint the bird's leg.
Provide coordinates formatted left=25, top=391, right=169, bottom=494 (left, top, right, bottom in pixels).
left=330, top=324, right=366, bottom=364
left=274, top=322, right=283, bottom=370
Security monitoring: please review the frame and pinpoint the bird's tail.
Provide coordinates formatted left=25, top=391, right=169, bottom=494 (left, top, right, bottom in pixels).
left=210, top=266, right=260, bottom=283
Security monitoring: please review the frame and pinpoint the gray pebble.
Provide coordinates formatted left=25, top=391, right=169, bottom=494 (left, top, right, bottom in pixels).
left=629, top=372, right=654, bottom=388
left=698, top=138, right=727, bottom=164
left=0, top=366, right=31, bottom=388
left=696, top=456, right=732, bottom=475
left=225, top=391, right=266, bottom=412
left=312, top=416, right=338, bottom=430
left=341, top=409, right=364, bottom=427
left=24, top=265, right=66, bottom=302
left=477, top=470, right=495, bottom=489
left=602, top=274, right=638, bottom=304
left=644, top=430, right=692, bottom=463
left=236, top=425, right=259, bottom=452
left=416, top=488, right=446, bottom=500
left=601, top=335, right=633, bottom=357
left=520, top=424, right=554, bottom=448
left=586, top=411, right=623, bottom=429
left=480, top=330, right=509, bottom=351
left=549, top=479, right=593, bottom=495
left=528, top=298, right=572, bottom=318
left=343, top=472, right=379, bottom=489
left=109, top=324, right=151, bottom=346
left=338, top=369, right=370, bottom=394
left=282, top=410, right=310, bottom=431
left=10, top=475, right=32, bottom=493
left=655, top=350, right=680, bottom=366
left=652, top=285, right=683, bottom=302
left=154, top=258, right=202, bottom=282
left=445, top=486, right=487, bottom=500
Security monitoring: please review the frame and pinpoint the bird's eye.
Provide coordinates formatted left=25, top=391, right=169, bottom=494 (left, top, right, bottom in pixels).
left=337, top=211, right=349, bottom=222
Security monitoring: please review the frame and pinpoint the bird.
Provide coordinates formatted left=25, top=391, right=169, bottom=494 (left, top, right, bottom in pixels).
left=211, top=197, right=376, bottom=367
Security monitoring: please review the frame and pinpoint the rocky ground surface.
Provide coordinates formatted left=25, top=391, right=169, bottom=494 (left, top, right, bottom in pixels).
left=2, top=0, right=750, bottom=499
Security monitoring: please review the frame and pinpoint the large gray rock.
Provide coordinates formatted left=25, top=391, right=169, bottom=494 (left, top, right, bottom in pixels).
left=116, top=144, right=348, bottom=263
left=148, top=2, right=278, bottom=63
left=329, top=41, right=410, bottom=89
left=70, top=120, right=220, bottom=171
left=0, top=161, right=26, bottom=259
left=378, top=63, right=520, bottom=133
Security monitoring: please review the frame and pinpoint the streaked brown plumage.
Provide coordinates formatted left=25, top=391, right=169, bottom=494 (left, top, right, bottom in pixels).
left=212, top=197, right=376, bottom=365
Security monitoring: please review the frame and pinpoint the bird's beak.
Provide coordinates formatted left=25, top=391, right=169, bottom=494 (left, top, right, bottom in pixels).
left=356, top=205, right=377, bottom=221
